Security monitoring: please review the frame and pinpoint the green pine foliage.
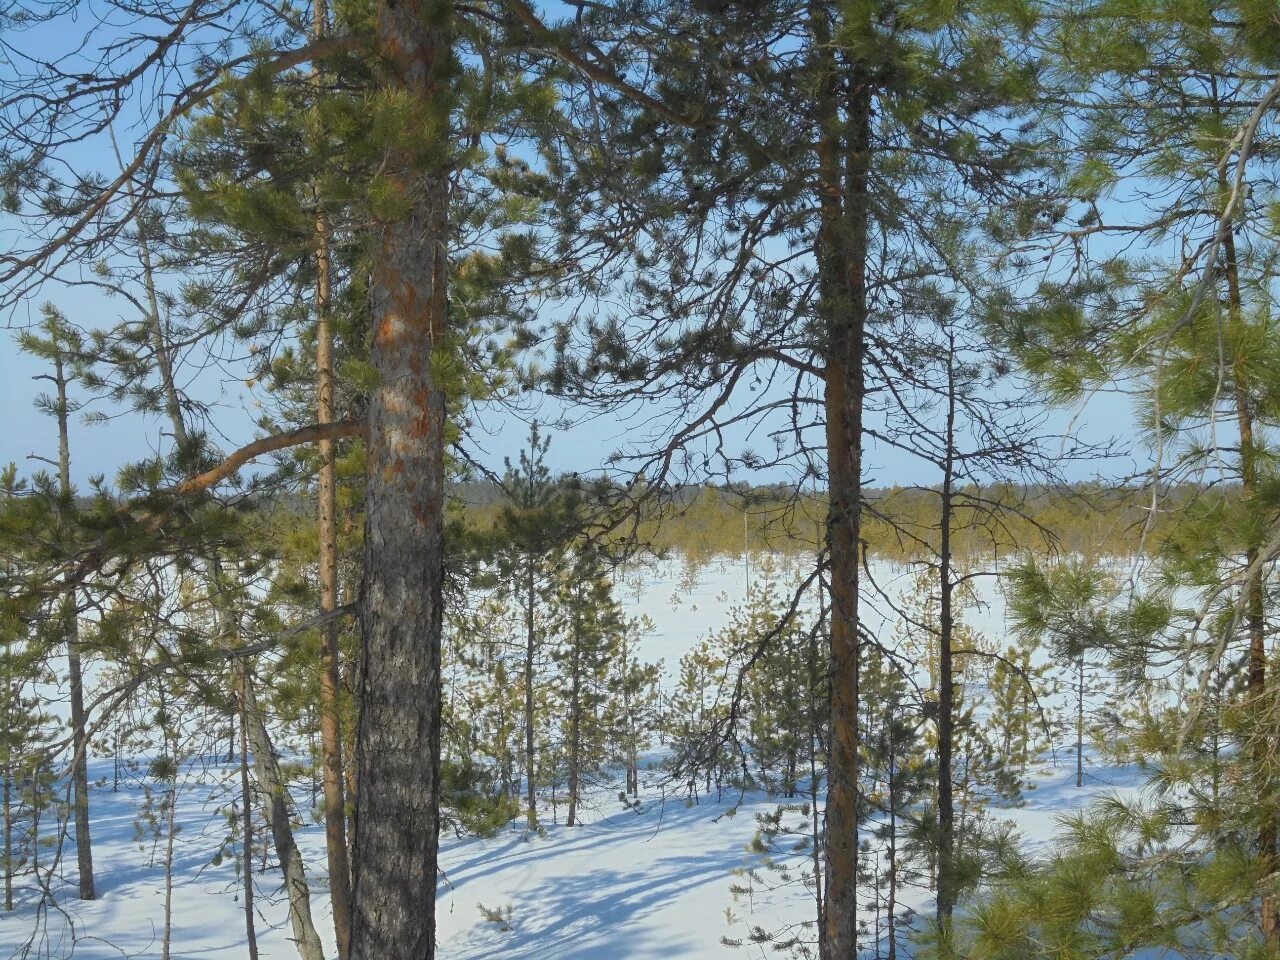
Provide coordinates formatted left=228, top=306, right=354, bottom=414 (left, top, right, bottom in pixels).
left=0, top=588, right=60, bottom=912
left=932, top=800, right=1276, bottom=960
left=667, top=559, right=827, bottom=804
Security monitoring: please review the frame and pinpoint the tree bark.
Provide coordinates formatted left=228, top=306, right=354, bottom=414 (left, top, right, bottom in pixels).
left=350, top=1, right=452, bottom=956
left=147, top=215, right=328, bottom=954
left=3, top=736, right=11, bottom=912
left=312, top=0, right=353, bottom=944
left=815, top=7, right=872, bottom=957
left=1076, top=655, right=1084, bottom=789
left=242, top=670, right=326, bottom=960
left=621, top=631, right=639, bottom=798
left=566, top=611, right=582, bottom=827
left=936, top=336, right=957, bottom=924
left=524, top=565, right=538, bottom=830
left=161, top=745, right=177, bottom=960
left=52, top=347, right=95, bottom=902
left=137, top=215, right=187, bottom=451
left=238, top=677, right=260, bottom=960
left=66, top=625, right=95, bottom=901
left=887, top=751, right=897, bottom=960
left=810, top=591, right=827, bottom=939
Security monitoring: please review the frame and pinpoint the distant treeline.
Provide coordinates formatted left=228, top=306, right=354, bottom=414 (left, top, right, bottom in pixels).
left=456, top=481, right=1221, bottom=562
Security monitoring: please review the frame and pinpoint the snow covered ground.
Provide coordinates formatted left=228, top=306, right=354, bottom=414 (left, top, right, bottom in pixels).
left=0, top=557, right=1148, bottom=959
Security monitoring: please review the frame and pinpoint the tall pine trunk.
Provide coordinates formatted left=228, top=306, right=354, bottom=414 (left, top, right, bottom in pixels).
left=238, top=677, right=260, bottom=960
left=524, top=567, right=538, bottom=830
left=936, top=337, right=957, bottom=924
left=810, top=594, right=826, bottom=940
left=1075, top=656, right=1084, bottom=788
left=51, top=347, right=95, bottom=901
left=143, top=201, right=326, bottom=951
left=350, top=1, right=452, bottom=955
left=159, top=693, right=178, bottom=960
left=566, top=607, right=582, bottom=828
left=622, top=632, right=639, bottom=798
left=3, top=734, right=11, bottom=912
left=66, top=626, right=94, bottom=900
left=136, top=215, right=186, bottom=449
left=815, top=7, right=872, bottom=956
left=312, top=0, right=353, bottom=943
left=886, top=750, right=897, bottom=960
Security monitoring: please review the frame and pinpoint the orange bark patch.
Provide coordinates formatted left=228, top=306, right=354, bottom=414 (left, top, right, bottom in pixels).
left=409, top=386, right=433, bottom=439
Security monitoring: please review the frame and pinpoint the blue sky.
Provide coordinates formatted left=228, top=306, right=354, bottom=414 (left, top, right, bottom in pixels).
left=0, top=311, right=1140, bottom=490
left=0, top=0, right=1150, bottom=492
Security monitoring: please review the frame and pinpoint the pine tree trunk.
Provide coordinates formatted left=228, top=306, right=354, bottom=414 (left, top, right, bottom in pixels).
left=242, top=670, right=326, bottom=960
left=343, top=654, right=360, bottom=850
left=936, top=337, right=957, bottom=924
left=161, top=726, right=178, bottom=960
left=809, top=602, right=825, bottom=938
left=815, top=7, right=872, bottom=957
left=3, top=751, right=11, bottom=912
left=524, top=565, right=538, bottom=830
left=312, top=0, right=353, bottom=939
left=53, top=350, right=95, bottom=901
left=887, top=752, right=897, bottom=960
left=622, top=632, right=639, bottom=798
left=1221, top=225, right=1278, bottom=949
left=66, top=632, right=95, bottom=900
left=1021, top=686, right=1031, bottom=768
left=309, top=726, right=319, bottom=809
left=350, top=3, right=452, bottom=955
left=238, top=681, right=259, bottom=960
left=567, top=642, right=582, bottom=828
left=136, top=216, right=186, bottom=448
left=1076, top=655, right=1084, bottom=789
left=29, top=784, right=40, bottom=883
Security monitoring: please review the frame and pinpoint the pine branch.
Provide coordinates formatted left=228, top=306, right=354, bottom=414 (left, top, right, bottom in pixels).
left=176, top=420, right=362, bottom=494
left=19, top=419, right=364, bottom=599
left=502, top=0, right=705, bottom=129
left=2, top=34, right=366, bottom=292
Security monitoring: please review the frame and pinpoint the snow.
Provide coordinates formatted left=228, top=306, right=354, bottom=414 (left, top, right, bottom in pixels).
left=0, top=557, right=1146, bottom=959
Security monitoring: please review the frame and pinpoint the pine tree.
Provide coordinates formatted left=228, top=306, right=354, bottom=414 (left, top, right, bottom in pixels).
left=477, top=423, right=582, bottom=830
left=554, top=548, right=624, bottom=826
left=606, top=614, right=661, bottom=800
left=991, top=6, right=1280, bottom=943
left=666, top=639, right=733, bottom=805
left=17, top=307, right=96, bottom=901
left=722, top=580, right=830, bottom=959
left=0, top=2, right=600, bottom=952
left=0, top=535, right=59, bottom=913
left=544, top=3, right=1065, bottom=949
left=984, top=638, right=1051, bottom=785
left=1006, top=559, right=1117, bottom=790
